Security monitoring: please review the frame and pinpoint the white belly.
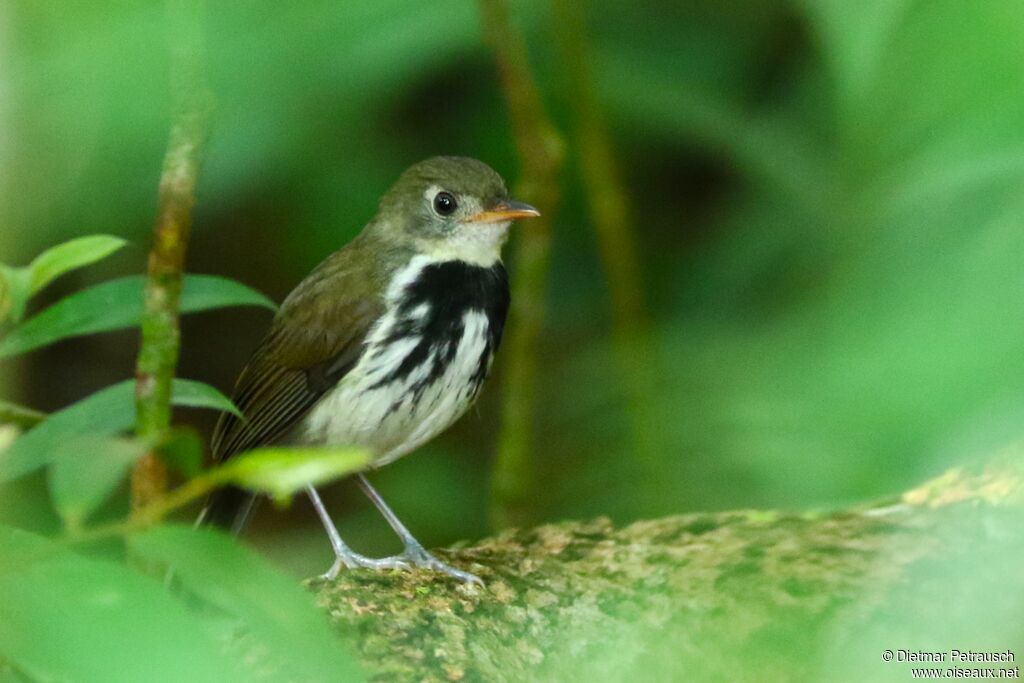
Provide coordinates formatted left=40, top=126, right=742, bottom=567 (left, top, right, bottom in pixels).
left=298, top=309, right=492, bottom=466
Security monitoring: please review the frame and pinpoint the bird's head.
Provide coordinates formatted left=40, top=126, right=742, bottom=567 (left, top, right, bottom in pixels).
left=374, top=156, right=539, bottom=266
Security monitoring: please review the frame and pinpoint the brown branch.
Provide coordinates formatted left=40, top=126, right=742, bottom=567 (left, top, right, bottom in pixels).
left=477, top=0, right=565, bottom=530
left=132, top=0, right=213, bottom=510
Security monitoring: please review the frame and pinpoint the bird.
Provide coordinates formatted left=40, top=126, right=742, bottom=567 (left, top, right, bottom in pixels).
left=199, top=156, right=539, bottom=583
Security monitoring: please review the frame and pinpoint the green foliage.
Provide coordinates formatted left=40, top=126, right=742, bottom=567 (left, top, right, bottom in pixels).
left=536, top=0, right=1024, bottom=518
left=213, top=447, right=371, bottom=505
left=0, top=401, right=44, bottom=430
left=0, top=266, right=30, bottom=329
left=0, top=235, right=127, bottom=325
left=0, top=54, right=374, bottom=676
left=0, top=525, right=363, bottom=682
left=129, top=525, right=364, bottom=681
left=0, top=224, right=364, bottom=677
left=168, top=378, right=244, bottom=418
left=24, top=236, right=129, bottom=298
left=0, top=529, right=247, bottom=682
left=0, top=225, right=365, bottom=675
left=156, top=427, right=205, bottom=478
left=0, top=379, right=236, bottom=484
left=0, top=274, right=275, bottom=359
left=48, top=436, right=149, bottom=528
left=0, top=431, right=369, bottom=679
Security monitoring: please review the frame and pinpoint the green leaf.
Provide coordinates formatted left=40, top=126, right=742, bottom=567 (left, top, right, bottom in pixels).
left=170, top=378, right=242, bottom=418
left=0, top=401, right=45, bottom=430
left=0, top=526, right=249, bottom=682
left=0, top=236, right=127, bottom=326
left=0, top=378, right=236, bottom=483
left=129, top=525, right=365, bottom=682
left=0, top=383, right=135, bottom=484
left=0, top=427, right=17, bottom=457
left=48, top=436, right=148, bottom=528
left=0, top=274, right=276, bottom=359
left=0, top=661, right=24, bottom=683
left=27, top=235, right=128, bottom=296
left=157, top=428, right=204, bottom=478
left=0, top=266, right=32, bottom=325
left=215, top=447, right=371, bottom=504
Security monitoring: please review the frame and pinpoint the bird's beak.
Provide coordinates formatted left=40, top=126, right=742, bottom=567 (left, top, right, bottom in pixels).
left=464, top=199, right=541, bottom=224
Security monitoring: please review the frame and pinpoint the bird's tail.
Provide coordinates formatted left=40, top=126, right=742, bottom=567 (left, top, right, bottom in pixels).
left=195, top=485, right=261, bottom=535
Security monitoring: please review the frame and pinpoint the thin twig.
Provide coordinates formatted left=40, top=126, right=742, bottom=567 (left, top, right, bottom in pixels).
left=68, top=475, right=216, bottom=546
left=0, top=400, right=45, bottom=429
left=477, top=0, right=565, bottom=530
left=552, top=0, right=657, bottom=465
left=132, top=0, right=213, bottom=510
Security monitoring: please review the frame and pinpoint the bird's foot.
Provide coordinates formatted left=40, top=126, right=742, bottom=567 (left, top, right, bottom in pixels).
left=320, top=552, right=410, bottom=580
left=398, top=543, right=483, bottom=585
left=319, top=545, right=481, bottom=585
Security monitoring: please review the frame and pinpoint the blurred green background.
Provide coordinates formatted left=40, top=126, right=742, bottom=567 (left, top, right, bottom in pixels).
left=2, top=0, right=1023, bottom=583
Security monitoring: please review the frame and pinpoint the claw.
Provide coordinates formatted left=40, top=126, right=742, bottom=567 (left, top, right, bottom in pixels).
left=320, top=552, right=411, bottom=580
left=320, top=558, right=345, bottom=581
left=320, top=546, right=481, bottom=585
left=401, top=544, right=483, bottom=585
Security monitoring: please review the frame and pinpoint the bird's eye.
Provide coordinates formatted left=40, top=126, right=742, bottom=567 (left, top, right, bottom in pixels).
left=433, top=191, right=458, bottom=216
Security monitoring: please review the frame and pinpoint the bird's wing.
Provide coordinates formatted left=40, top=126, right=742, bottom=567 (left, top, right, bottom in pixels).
left=211, top=254, right=386, bottom=462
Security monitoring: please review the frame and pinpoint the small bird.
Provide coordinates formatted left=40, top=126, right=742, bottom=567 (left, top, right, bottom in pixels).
left=200, top=156, right=538, bottom=583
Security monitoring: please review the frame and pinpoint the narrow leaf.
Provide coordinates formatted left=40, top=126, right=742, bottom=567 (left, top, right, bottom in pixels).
left=0, top=401, right=45, bottom=430
left=0, top=379, right=235, bottom=483
left=27, top=235, right=128, bottom=295
left=48, top=436, right=148, bottom=527
left=0, top=274, right=276, bottom=359
left=171, top=378, right=242, bottom=417
left=0, top=266, right=10, bottom=324
left=130, top=525, right=365, bottom=682
left=0, top=427, right=17, bottom=457
left=0, top=382, right=136, bottom=484
left=0, top=266, right=32, bottom=325
left=216, top=447, right=371, bottom=504
left=0, top=526, right=249, bottom=682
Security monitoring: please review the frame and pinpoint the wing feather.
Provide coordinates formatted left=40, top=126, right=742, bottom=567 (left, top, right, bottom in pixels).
left=211, top=249, right=387, bottom=462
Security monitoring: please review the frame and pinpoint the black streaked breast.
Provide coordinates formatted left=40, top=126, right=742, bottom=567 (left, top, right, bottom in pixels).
left=372, top=260, right=510, bottom=392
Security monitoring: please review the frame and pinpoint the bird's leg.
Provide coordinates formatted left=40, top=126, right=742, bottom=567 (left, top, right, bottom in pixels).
left=356, top=474, right=482, bottom=585
left=306, top=486, right=409, bottom=579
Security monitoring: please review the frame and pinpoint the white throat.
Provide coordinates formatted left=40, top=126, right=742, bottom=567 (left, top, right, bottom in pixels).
left=418, top=221, right=510, bottom=267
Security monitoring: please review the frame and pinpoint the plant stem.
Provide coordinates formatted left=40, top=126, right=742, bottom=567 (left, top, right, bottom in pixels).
left=0, top=400, right=44, bottom=429
left=551, top=0, right=657, bottom=466
left=67, top=473, right=218, bottom=546
left=477, top=0, right=564, bottom=530
left=132, top=0, right=213, bottom=511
